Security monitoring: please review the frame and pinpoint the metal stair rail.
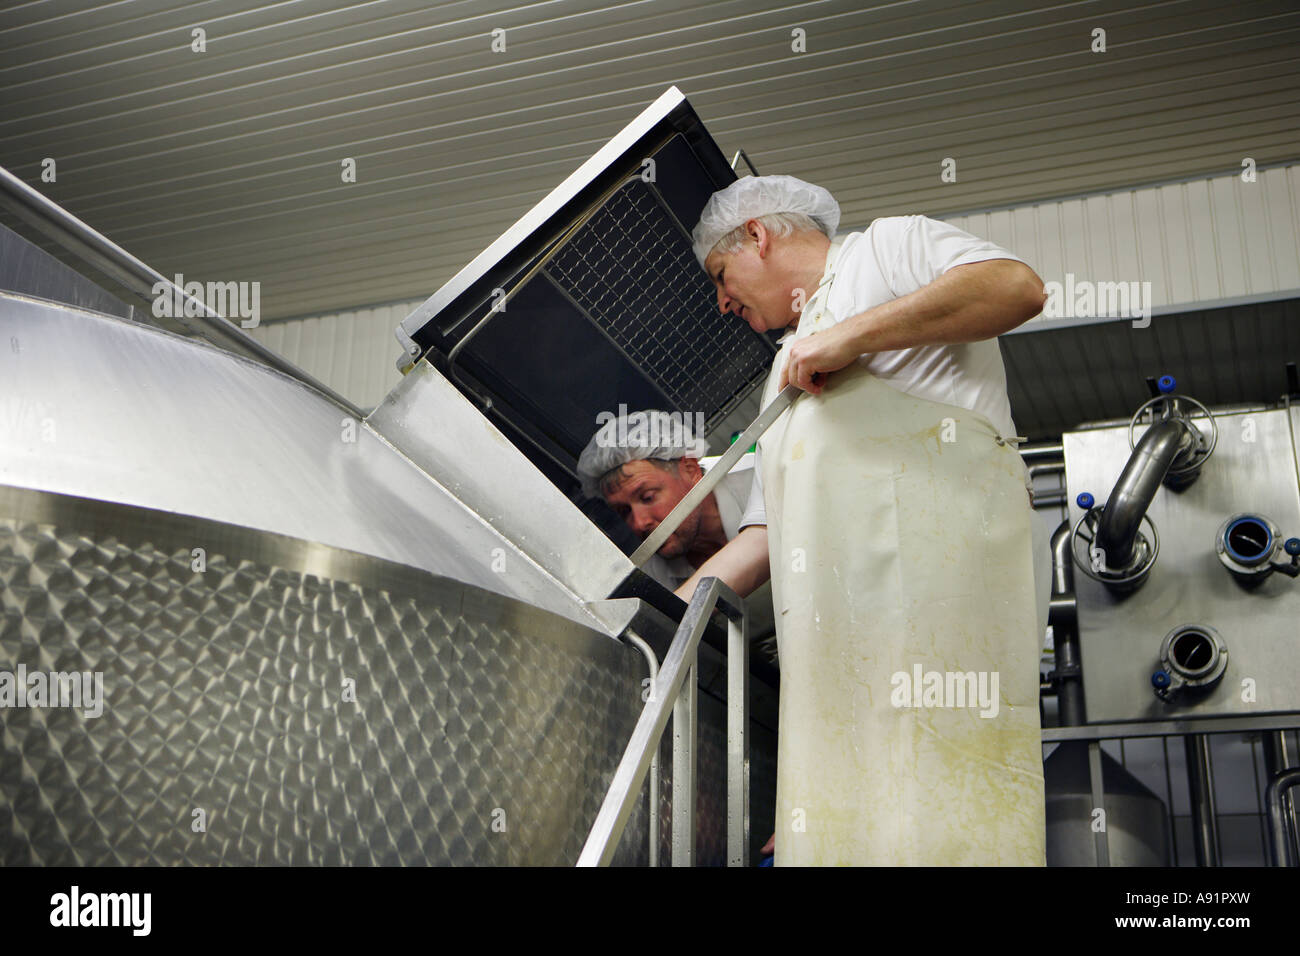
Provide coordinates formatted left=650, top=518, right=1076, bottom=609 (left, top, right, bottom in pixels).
left=577, top=577, right=750, bottom=866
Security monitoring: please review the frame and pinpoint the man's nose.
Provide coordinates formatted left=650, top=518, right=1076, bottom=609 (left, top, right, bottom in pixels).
left=716, top=287, right=733, bottom=316
left=630, top=507, right=656, bottom=536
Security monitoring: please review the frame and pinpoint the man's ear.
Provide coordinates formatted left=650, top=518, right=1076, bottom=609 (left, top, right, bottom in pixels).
left=679, top=457, right=704, bottom=482
left=747, top=218, right=770, bottom=258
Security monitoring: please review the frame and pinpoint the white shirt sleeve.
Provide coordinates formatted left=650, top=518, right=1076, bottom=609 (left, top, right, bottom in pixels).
left=738, top=446, right=767, bottom=529
left=876, top=215, right=1027, bottom=295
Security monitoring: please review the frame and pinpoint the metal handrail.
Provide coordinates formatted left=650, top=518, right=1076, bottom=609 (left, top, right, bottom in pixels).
left=577, top=577, right=750, bottom=866
left=622, top=630, right=661, bottom=868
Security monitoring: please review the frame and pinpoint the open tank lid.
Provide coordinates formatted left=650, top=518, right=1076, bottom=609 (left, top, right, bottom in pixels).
left=394, top=87, right=776, bottom=493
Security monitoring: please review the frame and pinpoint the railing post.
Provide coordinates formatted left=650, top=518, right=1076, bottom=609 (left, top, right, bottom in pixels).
left=671, top=654, right=697, bottom=866
left=727, top=606, right=750, bottom=866
left=576, top=577, right=746, bottom=867
left=623, top=630, right=661, bottom=867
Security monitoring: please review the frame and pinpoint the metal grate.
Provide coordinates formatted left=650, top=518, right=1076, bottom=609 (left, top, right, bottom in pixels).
left=543, top=179, right=772, bottom=435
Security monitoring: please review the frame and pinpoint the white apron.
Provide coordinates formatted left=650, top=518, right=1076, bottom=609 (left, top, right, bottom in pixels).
left=764, top=244, right=1046, bottom=866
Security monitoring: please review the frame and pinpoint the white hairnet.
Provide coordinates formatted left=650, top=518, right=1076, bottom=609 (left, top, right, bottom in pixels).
left=576, top=408, right=707, bottom=499
left=691, top=174, right=840, bottom=267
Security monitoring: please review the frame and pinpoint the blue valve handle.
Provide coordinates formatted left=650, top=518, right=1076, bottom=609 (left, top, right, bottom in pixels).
left=1285, top=538, right=1300, bottom=557
left=1151, top=671, right=1172, bottom=689
left=1157, top=375, right=1177, bottom=393
left=1076, top=492, right=1095, bottom=510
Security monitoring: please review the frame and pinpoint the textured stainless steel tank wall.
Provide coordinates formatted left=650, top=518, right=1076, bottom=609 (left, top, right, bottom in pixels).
left=0, top=294, right=644, bottom=862
left=1063, top=408, right=1300, bottom=723
left=0, top=485, right=775, bottom=865
left=0, top=485, right=654, bottom=865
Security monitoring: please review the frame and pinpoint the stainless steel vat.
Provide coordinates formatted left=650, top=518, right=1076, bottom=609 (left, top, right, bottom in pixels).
left=0, top=294, right=774, bottom=864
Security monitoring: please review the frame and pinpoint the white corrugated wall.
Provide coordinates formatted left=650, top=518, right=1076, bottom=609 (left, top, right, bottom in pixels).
left=941, top=163, right=1300, bottom=331
left=247, top=299, right=419, bottom=412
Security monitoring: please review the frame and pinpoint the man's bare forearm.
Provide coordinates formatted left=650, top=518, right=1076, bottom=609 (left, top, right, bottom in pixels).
left=844, top=259, right=1045, bottom=351
left=673, top=525, right=771, bottom=603
left=781, top=259, right=1045, bottom=392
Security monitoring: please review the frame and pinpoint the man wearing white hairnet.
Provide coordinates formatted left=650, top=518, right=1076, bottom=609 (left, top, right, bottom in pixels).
left=678, top=174, right=1049, bottom=865
left=577, top=409, right=765, bottom=592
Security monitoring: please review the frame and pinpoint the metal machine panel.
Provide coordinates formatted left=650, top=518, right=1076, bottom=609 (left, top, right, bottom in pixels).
left=1063, top=407, right=1300, bottom=723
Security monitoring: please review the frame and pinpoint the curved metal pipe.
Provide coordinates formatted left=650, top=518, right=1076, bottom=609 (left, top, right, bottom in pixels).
left=1266, top=767, right=1300, bottom=866
left=1049, top=519, right=1084, bottom=726
left=1096, top=419, right=1187, bottom=569
left=1050, top=519, right=1075, bottom=605
left=1263, top=734, right=1300, bottom=866
left=623, top=629, right=661, bottom=868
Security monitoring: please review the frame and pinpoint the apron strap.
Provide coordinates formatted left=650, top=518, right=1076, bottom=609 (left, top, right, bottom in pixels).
left=799, top=237, right=845, bottom=331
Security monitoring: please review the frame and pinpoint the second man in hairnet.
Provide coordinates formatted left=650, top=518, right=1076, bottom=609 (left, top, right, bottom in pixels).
left=576, top=408, right=767, bottom=593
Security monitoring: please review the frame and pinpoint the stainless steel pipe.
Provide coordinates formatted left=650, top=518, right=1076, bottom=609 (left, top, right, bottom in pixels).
left=1096, top=419, right=1187, bottom=569
left=1184, top=735, right=1222, bottom=866
left=1263, top=735, right=1300, bottom=866
left=1267, top=768, right=1300, bottom=867
left=1049, top=519, right=1085, bottom=726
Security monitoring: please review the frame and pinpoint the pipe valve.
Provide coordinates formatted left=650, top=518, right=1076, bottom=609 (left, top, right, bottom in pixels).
left=1154, top=624, right=1228, bottom=704
left=1127, top=376, right=1217, bottom=490
left=1069, top=490, right=1160, bottom=593
left=1215, top=514, right=1300, bottom=584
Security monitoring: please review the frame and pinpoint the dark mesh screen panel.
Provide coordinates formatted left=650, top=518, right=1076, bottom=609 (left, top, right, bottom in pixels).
left=543, top=179, right=772, bottom=433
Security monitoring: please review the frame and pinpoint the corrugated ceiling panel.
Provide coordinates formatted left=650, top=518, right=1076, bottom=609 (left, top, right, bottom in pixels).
left=1, top=0, right=1296, bottom=320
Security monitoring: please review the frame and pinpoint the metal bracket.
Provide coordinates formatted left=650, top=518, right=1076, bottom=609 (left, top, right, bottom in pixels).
left=730, top=149, right=760, bottom=176
left=394, top=324, right=422, bottom=373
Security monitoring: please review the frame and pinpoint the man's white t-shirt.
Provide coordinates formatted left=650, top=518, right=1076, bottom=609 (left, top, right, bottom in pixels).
left=644, top=452, right=756, bottom=589
left=739, top=215, right=1027, bottom=530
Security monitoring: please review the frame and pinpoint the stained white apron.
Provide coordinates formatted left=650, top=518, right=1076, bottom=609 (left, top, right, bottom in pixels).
left=763, top=244, right=1046, bottom=866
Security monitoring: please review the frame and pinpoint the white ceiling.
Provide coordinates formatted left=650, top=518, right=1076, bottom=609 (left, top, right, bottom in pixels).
left=2, top=0, right=1298, bottom=321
